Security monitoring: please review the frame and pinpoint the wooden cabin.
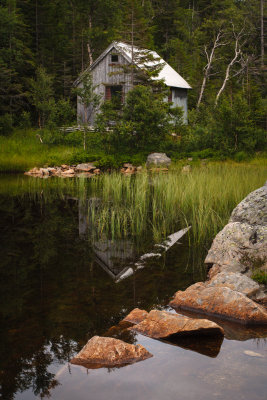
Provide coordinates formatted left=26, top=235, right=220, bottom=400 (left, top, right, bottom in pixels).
left=74, top=41, right=191, bottom=124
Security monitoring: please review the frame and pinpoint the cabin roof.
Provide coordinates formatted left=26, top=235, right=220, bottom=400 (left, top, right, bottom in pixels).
left=75, top=41, right=191, bottom=89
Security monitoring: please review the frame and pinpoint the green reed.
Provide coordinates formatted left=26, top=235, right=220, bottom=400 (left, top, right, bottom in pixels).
left=87, top=163, right=266, bottom=245
left=1, top=162, right=266, bottom=246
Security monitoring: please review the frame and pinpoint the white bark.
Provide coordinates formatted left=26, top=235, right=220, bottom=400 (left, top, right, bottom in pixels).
left=215, top=27, right=244, bottom=106
left=197, top=30, right=225, bottom=109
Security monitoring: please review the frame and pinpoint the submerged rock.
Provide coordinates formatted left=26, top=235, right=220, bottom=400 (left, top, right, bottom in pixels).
left=70, top=336, right=152, bottom=369
left=169, top=283, right=267, bottom=325
left=123, top=308, right=148, bottom=324
left=207, top=271, right=260, bottom=298
left=146, top=153, right=171, bottom=167
left=130, top=310, right=224, bottom=338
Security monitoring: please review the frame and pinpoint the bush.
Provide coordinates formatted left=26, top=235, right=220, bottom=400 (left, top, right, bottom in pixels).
left=234, top=151, right=250, bottom=162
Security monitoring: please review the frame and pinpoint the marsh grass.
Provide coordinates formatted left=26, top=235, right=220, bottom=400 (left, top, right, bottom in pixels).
left=87, top=163, right=267, bottom=245
left=1, top=162, right=266, bottom=246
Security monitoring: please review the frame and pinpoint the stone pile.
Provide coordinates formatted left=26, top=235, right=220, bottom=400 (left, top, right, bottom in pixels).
left=120, top=163, right=142, bottom=174
left=25, top=163, right=101, bottom=178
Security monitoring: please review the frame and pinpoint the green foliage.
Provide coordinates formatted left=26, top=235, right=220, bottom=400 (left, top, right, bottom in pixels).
left=0, top=113, right=13, bottom=136
left=252, top=270, right=267, bottom=285
left=96, top=85, right=173, bottom=153
left=28, top=67, right=55, bottom=129
left=72, top=71, right=101, bottom=125
left=18, top=111, right=32, bottom=130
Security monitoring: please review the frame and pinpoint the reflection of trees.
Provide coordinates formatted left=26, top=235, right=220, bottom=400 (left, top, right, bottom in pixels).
left=0, top=191, right=203, bottom=399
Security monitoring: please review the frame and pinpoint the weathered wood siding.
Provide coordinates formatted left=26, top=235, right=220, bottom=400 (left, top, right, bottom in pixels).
left=171, top=88, right=188, bottom=123
left=77, top=46, right=188, bottom=124
left=77, top=47, right=132, bottom=124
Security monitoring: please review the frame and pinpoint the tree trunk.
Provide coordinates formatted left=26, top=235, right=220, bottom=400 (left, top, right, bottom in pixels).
left=261, top=0, right=264, bottom=67
left=197, top=31, right=223, bottom=109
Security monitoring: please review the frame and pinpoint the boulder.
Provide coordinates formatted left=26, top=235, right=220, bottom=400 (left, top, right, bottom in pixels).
left=146, top=153, right=171, bottom=167
left=123, top=308, right=148, bottom=324
left=205, top=222, right=267, bottom=274
left=169, top=283, right=267, bottom=325
left=130, top=310, right=224, bottom=338
left=75, top=163, right=96, bottom=172
left=229, top=186, right=267, bottom=226
left=70, top=336, right=152, bottom=368
left=207, top=271, right=260, bottom=298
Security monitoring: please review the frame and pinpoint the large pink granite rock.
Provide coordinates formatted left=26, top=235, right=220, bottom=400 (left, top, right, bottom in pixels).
left=169, top=283, right=267, bottom=325
left=70, top=336, right=152, bottom=369
left=123, top=308, right=148, bottom=324
left=130, top=310, right=224, bottom=338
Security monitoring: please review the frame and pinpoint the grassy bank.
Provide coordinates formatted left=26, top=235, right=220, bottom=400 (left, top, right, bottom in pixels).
left=0, top=130, right=79, bottom=172
left=1, top=129, right=267, bottom=173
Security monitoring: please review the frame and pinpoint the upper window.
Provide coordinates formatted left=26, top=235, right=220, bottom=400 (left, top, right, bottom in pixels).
left=111, top=54, right=119, bottom=63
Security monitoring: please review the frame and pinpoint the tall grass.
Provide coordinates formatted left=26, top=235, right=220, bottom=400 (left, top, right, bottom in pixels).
left=1, top=162, right=266, bottom=246
left=87, top=163, right=267, bottom=245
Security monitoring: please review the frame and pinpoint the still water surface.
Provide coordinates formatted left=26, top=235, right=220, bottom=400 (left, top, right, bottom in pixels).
left=0, top=175, right=266, bottom=400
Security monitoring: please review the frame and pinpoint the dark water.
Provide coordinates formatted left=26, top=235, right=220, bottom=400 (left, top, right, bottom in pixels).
left=0, top=175, right=266, bottom=400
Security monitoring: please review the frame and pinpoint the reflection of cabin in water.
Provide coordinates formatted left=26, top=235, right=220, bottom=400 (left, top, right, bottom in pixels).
left=78, top=198, right=136, bottom=281
left=74, top=41, right=191, bottom=124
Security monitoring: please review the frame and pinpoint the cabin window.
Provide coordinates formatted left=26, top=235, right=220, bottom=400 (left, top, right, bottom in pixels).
left=111, top=54, right=119, bottom=63
left=105, top=85, right=123, bottom=104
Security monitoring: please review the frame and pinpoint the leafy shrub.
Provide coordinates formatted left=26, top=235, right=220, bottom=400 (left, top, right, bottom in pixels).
left=234, top=151, right=250, bottom=162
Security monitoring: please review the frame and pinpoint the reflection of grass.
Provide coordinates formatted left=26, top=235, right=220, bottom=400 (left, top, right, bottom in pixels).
left=0, top=130, right=77, bottom=172
left=1, top=162, right=266, bottom=245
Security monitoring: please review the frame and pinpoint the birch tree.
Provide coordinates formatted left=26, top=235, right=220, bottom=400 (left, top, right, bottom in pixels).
left=215, top=26, right=245, bottom=106
left=197, top=29, right=226, bottom=109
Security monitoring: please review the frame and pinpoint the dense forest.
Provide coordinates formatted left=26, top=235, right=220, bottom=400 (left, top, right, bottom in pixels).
left=0, top=0, right=266, bottom=158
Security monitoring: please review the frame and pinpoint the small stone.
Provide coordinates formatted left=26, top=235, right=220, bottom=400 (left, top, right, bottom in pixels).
left=61, top=164, right=69, bottom=170
left=93, top=169, right=100, bottom=174
left=61, top=168, right=75, bottom=175
left=70, top=336, right=152, bottom=368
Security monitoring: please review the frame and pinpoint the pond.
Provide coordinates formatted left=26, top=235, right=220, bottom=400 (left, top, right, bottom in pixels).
left=0, top=172, right=266, bottom=400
